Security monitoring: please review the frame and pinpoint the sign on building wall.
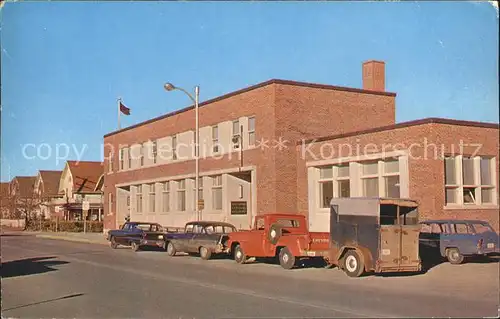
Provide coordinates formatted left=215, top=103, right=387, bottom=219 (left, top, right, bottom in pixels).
left=231, top=201, right=247, bottom=215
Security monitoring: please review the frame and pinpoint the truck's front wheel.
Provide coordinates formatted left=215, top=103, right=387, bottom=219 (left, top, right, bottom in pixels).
left=234, top=245, right=247, bottom=264
left=279, top=247, right=296, bottom=270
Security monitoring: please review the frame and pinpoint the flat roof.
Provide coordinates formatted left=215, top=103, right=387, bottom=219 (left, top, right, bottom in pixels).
left=104, top=79, right=396, bottom=138
left=299, top=117, right=499, bottom=145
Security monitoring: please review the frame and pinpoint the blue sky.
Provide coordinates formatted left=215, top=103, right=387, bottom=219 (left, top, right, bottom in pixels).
left=1, top=1, right=498, bottom=181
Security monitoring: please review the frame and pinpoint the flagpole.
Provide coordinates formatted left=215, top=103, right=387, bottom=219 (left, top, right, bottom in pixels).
left=117, top=97, right=122, bottom=130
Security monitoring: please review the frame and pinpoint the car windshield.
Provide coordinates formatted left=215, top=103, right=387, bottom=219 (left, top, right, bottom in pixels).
left=472, top=223, right=494, bottom=234
left=135, top=224, right=162, bottom=232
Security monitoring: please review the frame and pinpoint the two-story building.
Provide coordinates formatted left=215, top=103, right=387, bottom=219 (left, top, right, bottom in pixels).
left=33, top=170, right=64, bottom=219
left=102, top=60, right=499, bottom=233
left=58, top=160, right=104, bottom=221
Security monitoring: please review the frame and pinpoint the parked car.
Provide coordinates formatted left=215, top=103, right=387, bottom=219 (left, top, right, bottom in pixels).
left=225, top=213, right=330, bottom=270
left=419, top=219, right=499, bottom=264
left=226, top=197, right=422, bottom=277
left=165, top=221, right=237, bottom=260
left=107, top=221, right=166, bottom=251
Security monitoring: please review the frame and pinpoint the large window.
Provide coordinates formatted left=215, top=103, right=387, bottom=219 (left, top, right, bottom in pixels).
left=212, top=175, right=223, bottom=210
left=119, top=148, right=124, bottom=170
left=127, top=147, right=131, bottom=169
left=149, top=183, right=155, bottom=212
left=361, top=161, right=379, bottom=197
left=212, top=126, right=219, bottom=154
left=383, top=158, right=400, bottom=198
left=248, top=117, right=256, bottom=146
left=172, top=135, right=178, bottom=160
left=162, top=182, right=170, bottom=213
left=177, top=180, right=186, bottom=211
left=139, top=144, right=145, bottom=166
left=232, top=120, right=240, bottom=149
left=444, top=155, right=496, bottom=206
left=152, top=140, right=157, bottom=164
left=136, top=185, right=143, bottom=213
left=318, top=164, right=350, bottom=208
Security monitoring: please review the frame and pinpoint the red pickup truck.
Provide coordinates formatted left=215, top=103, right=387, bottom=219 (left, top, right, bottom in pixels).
left=225, top=213, right=330, bottom=269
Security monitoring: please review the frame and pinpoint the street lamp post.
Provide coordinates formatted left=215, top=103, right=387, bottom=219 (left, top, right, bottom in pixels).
left=164, top=83, right=201, bottom=221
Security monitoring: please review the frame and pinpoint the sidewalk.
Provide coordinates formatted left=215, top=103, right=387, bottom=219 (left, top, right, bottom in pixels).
left=34, top=231, right=109, bottom=245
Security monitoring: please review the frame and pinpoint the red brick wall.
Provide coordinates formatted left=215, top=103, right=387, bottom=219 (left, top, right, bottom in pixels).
left=274, top=83, right=395, bottom=213
left=296, top=123, right=499, bottom=230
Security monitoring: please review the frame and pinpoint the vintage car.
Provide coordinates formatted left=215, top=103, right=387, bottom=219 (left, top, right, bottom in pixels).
left=106, top=221, right=166, bottom=251
left=225, top=213, right=330, bottom=269
left=419, top=219, right=499, bottom=264
left=165, top=221, right=237, bottom=260
left=226, top=197, right=422, bottom=277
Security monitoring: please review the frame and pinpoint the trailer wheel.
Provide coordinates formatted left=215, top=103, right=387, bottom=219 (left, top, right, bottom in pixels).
left=279, top=247, right=296, bottom=270
left=268, top=224, right=283, bottom=245
left=342, top=250, right=364, bottom=277
left=234, top=245, right=247, bottom=264
left=446, top=248, right=464, bottom=265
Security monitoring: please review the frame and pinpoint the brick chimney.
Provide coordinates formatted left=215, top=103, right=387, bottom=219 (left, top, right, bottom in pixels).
left=362, top=60, right=385, bottom=91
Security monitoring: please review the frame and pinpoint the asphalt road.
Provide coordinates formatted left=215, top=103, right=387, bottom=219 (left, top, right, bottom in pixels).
left=1, top=233, right=499, bottom=318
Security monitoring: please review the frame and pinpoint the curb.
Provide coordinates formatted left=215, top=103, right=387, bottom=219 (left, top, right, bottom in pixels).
left=36, top=234, right=108, bottom=246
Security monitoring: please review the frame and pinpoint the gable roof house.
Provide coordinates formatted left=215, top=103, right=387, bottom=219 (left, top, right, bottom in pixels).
left=1, top=182, right=11, bottom=218
left=58, top=161, right=104, bottom=221
left=34, top=170, right=63, bottom=219
left=8, top=176, right=37, bottom=220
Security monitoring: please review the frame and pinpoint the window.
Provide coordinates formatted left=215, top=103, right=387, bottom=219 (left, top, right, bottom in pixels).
left=194, top=177, right=203, bottom=208
left=139, top=144, right=145, bottom=166
left=108, top=193, right=113, bottom=215
left=276, top=219, right=300, bottom=228
left=232, top=120, right=240, bottom=149
left=212, top=175, right=223, bottom=210
left=444, top=156, right=496, bottom=205
left=361, top=161, right=379, bottom=197
left=127, top=147, right=131, bottom=169
left=319, top=167, right=333, bottom=208
left=337, top=164, right=350, bottom=198
left=152, top=140, right=157, bottom=164
left=149, top=184, right=156, bottom=212
left=172, top=136, right=177, bottom=160
left=119, top=148, right=124, bottom=170
left=318, top=165, right=350, bottom=208
left=177, top=180, right=186, bottom=211
left=108, top=153, right=113, bottom=173
left=248, top=117, right=256, bottom=146
left=383, top=158, right=400, bottom=198
left=136, top=185, right=143, bottom=213
left=162, top=182, right=170, bottom=213
left=212, top=126, right=219, bottom=154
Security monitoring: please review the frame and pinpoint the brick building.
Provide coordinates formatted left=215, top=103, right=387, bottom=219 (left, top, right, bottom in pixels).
left=102, top=60, right=499, bottom=232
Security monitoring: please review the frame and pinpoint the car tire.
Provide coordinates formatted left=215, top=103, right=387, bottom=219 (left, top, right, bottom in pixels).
left=131, top=241, right=140, bottom=252
left=166, top=242, right=176, bottom=256
left=278, top=247, right=296, bottom=270
left=234, top=245, right=247, bottom=264
left=110, top=236, right=118, bottom=249
left=199, top=247, right=212, bottom=260
left=446, top=248, right=464, bottom=264
left=268, top=224, right=283, bottom=245
left=342, top=250, right=364, bottom=278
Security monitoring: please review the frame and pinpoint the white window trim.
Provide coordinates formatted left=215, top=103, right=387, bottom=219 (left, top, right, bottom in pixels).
left=248, top=117, right=256, bottom=146
left=148, top=184, right=156, bottom=213
left=444, top=155, right=498, bottom=209
left=212, top=175, right=223, bottom=210
left=232, top=120, right=240, bottom=149
left=177, top=179, right=186, bottom=212
left=161, top=182, right=170, bottom=214
left=212, top=125, right=219, bottom=154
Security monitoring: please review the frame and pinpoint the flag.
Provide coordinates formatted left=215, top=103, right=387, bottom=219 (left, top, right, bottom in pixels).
left=119, top=102, right=131, bottom=115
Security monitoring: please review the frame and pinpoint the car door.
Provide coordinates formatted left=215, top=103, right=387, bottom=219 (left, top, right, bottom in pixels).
left=115, top=223, right=131, bottom=245
left=176, top=225, right=193, bottom=251
left=187, top=225, right=204, bottom=252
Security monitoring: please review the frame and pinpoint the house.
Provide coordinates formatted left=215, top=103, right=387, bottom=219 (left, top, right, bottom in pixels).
left=34, top=170, right=64, bottom=219
left=58, top=160, right=104, bottom=221
left=1, top=182, right=11, bottom=218
left=102, top=60, right=499, bottom=233
left=8, top=176, right=38, bottom=220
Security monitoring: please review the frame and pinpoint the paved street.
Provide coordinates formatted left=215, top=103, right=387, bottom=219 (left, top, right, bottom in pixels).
left=1, top=232, right=499, bottom=318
